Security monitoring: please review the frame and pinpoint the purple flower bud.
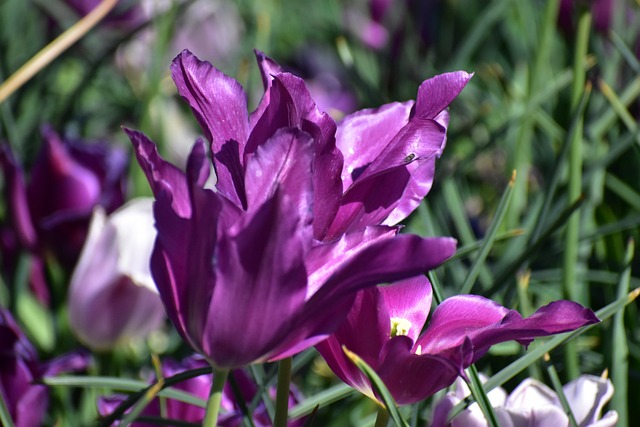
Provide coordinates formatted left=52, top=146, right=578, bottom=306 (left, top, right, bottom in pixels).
left=68, top=198, right=165, bottom=350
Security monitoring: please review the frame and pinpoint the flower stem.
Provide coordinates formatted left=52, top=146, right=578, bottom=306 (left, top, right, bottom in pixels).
left=274, top=357, right=292, bottom=427
left=203, top=367, right=230, bottom=427
left=374, top=406, right=389, bottom=427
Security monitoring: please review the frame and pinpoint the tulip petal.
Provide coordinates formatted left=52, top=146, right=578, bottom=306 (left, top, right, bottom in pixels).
left=247, top=74, right=344, bottom=239
left=336, top=101, right=413, bottom=191
left=206, top=191, right=310, bottom=367
left=28, top=128, right=101, bottom=220
left=379, top=275, right=433, bottom=343
left=126, top=128, right=192, bottom=217
left=327, top=118, right=446, bottom=236
left=562, top=375, right=614, bottom=426
left=244, top=128, right=314, bottom=224
left=376, top=336, right=463, bottom=405
left=171, top=50, right=250, bottom=207
left=0, top=144, right=37, bottom=249
left=418, top=296, right=599, bottom=365
left=249, top=50, right=285, bottom=129
left=301, top=236, right=456, bottom=348
left=497, top=406, right=569, bottom=427
left=315, top=288, right=390, bottom=399
left=306, top=225, right=398, bottom=297
left=414, top=71, right=473, bottom=119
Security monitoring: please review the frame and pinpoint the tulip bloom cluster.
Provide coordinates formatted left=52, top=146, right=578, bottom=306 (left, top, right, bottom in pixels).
left=127, top=49, right=471, bottom=369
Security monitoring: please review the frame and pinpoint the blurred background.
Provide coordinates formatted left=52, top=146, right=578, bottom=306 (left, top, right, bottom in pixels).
left=1, top=0, right=639, bottom=425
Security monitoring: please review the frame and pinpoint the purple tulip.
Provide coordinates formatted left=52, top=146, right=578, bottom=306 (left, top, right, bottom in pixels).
left=0, top=308, right=89, bottom=427
left=126, top=49, right=468, bottom=368
left=0, top=126, right=127, bottom=265
left=98, top=356, right=305, bottom=426
left=431, top=374, right=618, bottom=427
left=68, top=198, right=165, bottom=350
left=0, top=126, right=127, bottom=303
left=315, top=276, right=599, bottom=405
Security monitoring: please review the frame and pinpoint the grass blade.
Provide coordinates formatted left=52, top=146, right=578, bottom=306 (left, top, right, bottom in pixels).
left=342, top=346, right=408, bottom=427
left=460, top=171, right=516, bottom=294
left=288, top=383, right=354, bottom=419
left=611, top=239, right=633, bottom=427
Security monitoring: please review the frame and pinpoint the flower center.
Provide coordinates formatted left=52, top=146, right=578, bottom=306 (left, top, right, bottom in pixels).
left=390, top=317, right=411, bottom=337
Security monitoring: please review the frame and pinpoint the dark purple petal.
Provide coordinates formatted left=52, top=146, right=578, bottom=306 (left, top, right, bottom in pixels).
left=316, top=288, right=389, bottom=393
left=186, top=137, right=211, bottom=187
left=126, top=128, right=192, bottom=217
left=315, top=331, right=376, bottom=400
left=28, top=129, right=101, bottom=222
left=171, top=50, right=250, bottom=207
left=171, top=50, right=249, bottom=147
left=336, top=101, right=413, bottom=191
left=379, top=275, right=432, bottom=343
left=0, top=144, right=37, bottom=249
left=244, top=128, right=314, bottom=224
left=376, top=336, right=465, bottom=405
left=249, top=50, right=285, bottom=129
left=205, top=191, right=310, bottom=368
left=414, top=71, right=473, bottom=120
left=247, top=73, right=344, bottom=239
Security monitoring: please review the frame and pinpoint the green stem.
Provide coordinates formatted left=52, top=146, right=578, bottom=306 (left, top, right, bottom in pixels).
left=374, top=406, right=390, bottom=427
left=274, top=357, right=292, bottom=427
left=203, top=367, right=230, bottom=427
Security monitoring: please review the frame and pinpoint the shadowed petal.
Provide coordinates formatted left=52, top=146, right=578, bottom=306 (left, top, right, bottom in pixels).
left=327, top=118, right=446, bottom=236
left=316, top=288, right=389, bottom=398
left=249, top=50, right=285, bottom=129
left=377, top=336, right=464, bottom=405
left=306, top=225, right=398, bottom=297
left=0, top=144, right=37, bottom=249
left=28, top=128, right=101, bottom=221
left=205, top=191, right=310, bottom=368
left=247, top=74, right=343, bottom=239
left=301, top=236, right=456, bottom=344
left=244, top=128, right=314, bottom=224
left=126, top=128, right=191, bottom=217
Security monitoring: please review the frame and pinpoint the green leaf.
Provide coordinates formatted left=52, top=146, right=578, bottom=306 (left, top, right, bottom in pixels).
left=342, top=346, right=408, bottom=427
